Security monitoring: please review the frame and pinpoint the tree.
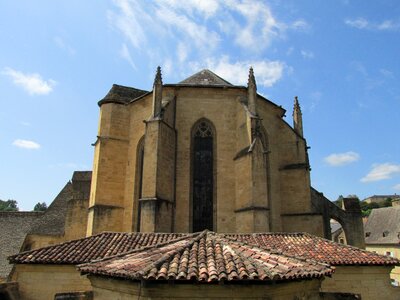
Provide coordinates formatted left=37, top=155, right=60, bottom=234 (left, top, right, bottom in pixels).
left=0, top=199, right=19, bottom=211
left=33, top=202, right=47, bottom=212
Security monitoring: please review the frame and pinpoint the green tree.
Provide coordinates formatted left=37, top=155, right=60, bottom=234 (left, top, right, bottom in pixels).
left=33, top=202, right=47, bottom=212
left=0, top=199, right=19, bottom=211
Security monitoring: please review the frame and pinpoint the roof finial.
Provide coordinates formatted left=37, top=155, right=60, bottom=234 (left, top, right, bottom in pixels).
left=154, top=66, right=162, bottom=86
left=152, top=66, right=163, bottom=117
left=247, top=67, right=257, bottom=115
left=293, top=96, right=303, bottom=137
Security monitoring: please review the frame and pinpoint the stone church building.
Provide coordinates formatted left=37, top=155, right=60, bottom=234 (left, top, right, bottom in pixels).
left=1, top=68, right=399, bottom=299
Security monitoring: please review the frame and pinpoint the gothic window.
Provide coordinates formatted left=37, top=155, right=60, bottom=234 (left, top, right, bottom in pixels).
left=134, top=137, right=145, bottom=232
left=192, top=120, right=214, bottom=232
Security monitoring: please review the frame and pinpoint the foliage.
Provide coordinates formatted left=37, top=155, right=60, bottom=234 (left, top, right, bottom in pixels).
left=0, top=199, right=19, bottom=211
left=333, top=195, right=393, bottom=217
left=33, top=202, right=48, bottom=212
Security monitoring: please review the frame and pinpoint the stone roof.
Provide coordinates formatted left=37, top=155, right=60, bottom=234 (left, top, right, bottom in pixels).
left=0, top=171, right=92, bottom=279
left=78, top=231, right=333, bottom=283
left=0, top=211, right=43, bottom=279
left=98, top=84, right=149, bottom=106
left=10, top=231, right=398, bottom=267
left=178, top=69, right=233, bottom=86
left=365, top=206, right=400, bottom=244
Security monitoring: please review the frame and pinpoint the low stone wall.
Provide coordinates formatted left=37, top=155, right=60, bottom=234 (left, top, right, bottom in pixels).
left=321, top=265, right=400, bottom=300
left=89, top=276, right=324, bottom=300
left=12, top=265, right=91, bottom=300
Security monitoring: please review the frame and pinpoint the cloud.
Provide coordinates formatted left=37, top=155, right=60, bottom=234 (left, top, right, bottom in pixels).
left=190, top=56, right=285, bottom=87
left=119, top=43, right=136, bottom=69
left=108, top=0, right=306, bottom=71
left=324, top=151, right=360, bottom=166
left=393, top=183, right=400, bottom=191
left=345, top=18, right=368, bottom=29
left=12, top=139, right=41, bottom=150
left=301, top=50, right=314, bottom=59
left=309, top=91, right=322, bottom=112
left=345, top=18, right=400, bottom=31
left=2, top=67, right=56, bottom=95
left=361, top=163, right=400, bottom=182
left=53, top=36, right=76, bottom=55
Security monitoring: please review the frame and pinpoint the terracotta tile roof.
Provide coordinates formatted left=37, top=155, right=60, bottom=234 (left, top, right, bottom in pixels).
left=223, top=232, right=399, bottom=266
left=9, top=231, right=399, bottom=268
left=9, top=232, right=188, bottom=264
left=78, top=231, right=333, bottom=282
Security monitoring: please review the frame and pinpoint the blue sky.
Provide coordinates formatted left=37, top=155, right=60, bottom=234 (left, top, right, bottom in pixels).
left=1, top=0, right=399, bottom=210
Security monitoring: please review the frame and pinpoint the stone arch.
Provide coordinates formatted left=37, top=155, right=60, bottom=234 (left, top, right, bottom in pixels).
left=133, top=136, right=145, bottom=232
left=190, top=118, right=217, bottom=232
left=311, top=188, right=365, bottom=248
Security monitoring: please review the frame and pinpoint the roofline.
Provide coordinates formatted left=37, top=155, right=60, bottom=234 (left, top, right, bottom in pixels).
left=129, top=84, right=286, bottom=115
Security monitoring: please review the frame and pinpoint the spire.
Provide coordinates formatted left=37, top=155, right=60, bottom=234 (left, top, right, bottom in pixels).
left=293, top=96, right=303, bottom=137
left=247, top=67, right=257, bottom=115
left=152, top=66, right=163, bottom=117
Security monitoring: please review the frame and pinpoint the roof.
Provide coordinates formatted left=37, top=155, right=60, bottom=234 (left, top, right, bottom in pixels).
left=10, top=231, right=398, bottom=267
left=365, top=206, right=400, bottom=244
left=178, top=69, right=233, bottom=86
left=78, top=231, right=333, bottom=283
left=98, top=84, right=148, bottom=106
left=0, top=171, right=92, bottom=279
left=0, top=211, right=43, bottom=278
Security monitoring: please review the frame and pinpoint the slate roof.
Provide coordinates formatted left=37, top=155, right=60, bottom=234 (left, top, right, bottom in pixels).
left=178, top=69, right=234, bottom=86
left=364, top=206, right=400, bottom=244
left=0, top=211, right=43, bottom=279
left=98, top=84, right=149, bottom=106
left=10, top=231, right=398, bottom=267
left=78, top=231, right=333, bottom=282
left=0, top=171, right=92, bottom=279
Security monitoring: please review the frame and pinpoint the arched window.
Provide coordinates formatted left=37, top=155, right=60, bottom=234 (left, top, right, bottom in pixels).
left=192, top=120, right=215, bottom=232
left=133, top=136, right=145, bottom=232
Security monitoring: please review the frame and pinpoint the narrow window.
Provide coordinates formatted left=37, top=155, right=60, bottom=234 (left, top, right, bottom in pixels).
left=133, top=137, right=145, bottom=232
left=192, top=120, right=214, bottom=232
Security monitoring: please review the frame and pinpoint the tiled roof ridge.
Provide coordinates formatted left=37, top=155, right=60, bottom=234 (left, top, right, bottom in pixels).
left=140, top=230, right=208, bottom=280
left=8, top=231, right=113, bottom=262
left=219, top=234, right=334, bottom=280
left=78, top=232, right=200, bottom=272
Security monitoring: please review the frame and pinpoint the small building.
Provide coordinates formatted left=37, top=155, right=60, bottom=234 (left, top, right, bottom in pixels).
left=363, top=195, right=399, bottom=205
left=9, top=231, right=399, bottom=300
left=365, top=206, right=400, bottom=286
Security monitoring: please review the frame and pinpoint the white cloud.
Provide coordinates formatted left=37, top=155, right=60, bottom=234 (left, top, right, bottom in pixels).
left=20, top=121, right=31, bottom=126
left=291, top=19, right=310, bottom=31
left=361, top=163, right=400, bottom=182
left=119, top=43, right=136, bottom=69
left=345, top=18, right=368, bottom=29
left=393, top=183, right=400, bottom=191
left=53, top=36, right=76, bottom=55
left=2, top=67, right=56, bottom=95
left=380, top=68, right=394, bottom=78
left=177, top=42, right=189, bottom=63
left=191, top=56, right=284, bottom=87
left=301, top=50, right=314, bottom=59
left=309, top=91, right=322, bottom=112
left=345, top=18, right=400, bottom=31
left=12, top=139, right=41, bottom=150
left=324, top=151, right=360, bottom=166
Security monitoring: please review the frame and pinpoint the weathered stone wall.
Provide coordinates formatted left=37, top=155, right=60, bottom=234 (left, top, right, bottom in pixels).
left=366, top=244, right=400, bottom=284
left=11, top=265, right=91, bottom=300
left=321, top=265, right=400, bottom=300
left=87, top=84, right=324, bottom=236
left=89, top=275, right=324, bottom=299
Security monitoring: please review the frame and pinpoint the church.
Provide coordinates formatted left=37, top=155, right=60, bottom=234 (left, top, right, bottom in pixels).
left=1, top=68, right=399, bottom=299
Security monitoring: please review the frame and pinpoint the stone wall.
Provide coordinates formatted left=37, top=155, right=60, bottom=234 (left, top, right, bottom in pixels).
left=11, top=265, right=91, bottom=300
left=366, top=244, right=400, bottom=284
left=89, top=276, right=324, bottom=299
left=321, top=265, right=400, bottom=300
